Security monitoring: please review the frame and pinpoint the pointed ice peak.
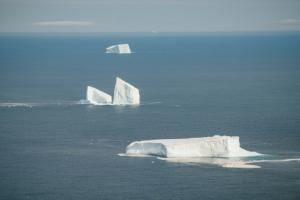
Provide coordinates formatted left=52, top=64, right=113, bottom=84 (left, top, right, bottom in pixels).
left=86, top=86, right=112, bottom=105
left=113, top=77, right=140, bottom=105
left=106, top=44, right=132, bottom=54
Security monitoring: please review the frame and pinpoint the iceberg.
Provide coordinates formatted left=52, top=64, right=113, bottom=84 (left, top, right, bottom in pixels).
left=125, top=135, right=260, bottom=158
left=113, top=77, right=140, bottom=105
left=86, top=86, right=112, bottom=105
left=106, top=44, right=132, bottom=54
left=123, top=136, right=300, bottom=169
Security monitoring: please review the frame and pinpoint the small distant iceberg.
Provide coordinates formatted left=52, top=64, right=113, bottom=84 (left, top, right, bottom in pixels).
left=106, top=44, right=132, bottom=54
left=125, top=135, right=260, bottom=158
left=86, top=86, right=112, bottom=105
left=86, top=77, right=140, bottom=105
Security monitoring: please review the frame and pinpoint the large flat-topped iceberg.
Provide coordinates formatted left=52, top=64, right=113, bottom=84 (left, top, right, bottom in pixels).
left=113, top=77, right=140, bottom=105
left=106, top=44, right=132, bottom=54
left=86, top=86, right=112, bottom=105
left=126, top=135, right=260, bottom=158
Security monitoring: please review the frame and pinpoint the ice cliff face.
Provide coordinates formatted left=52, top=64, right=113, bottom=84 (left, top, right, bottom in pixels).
left=113, top=77, right=140, bottom=105
left=126, top=135, right=260, bottom=158
left=86, top=86, right=112, bottom=105
left=106, top=44, right=131, bottom=54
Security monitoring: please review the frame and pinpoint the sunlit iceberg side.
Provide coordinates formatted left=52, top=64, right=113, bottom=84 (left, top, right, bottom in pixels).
left=126, top=135, right=260, bottom=158
left=113, top=77, right=140, bottom=105
left=106, top=44, right=131, bottom=54
left=86, top=86, right=112, bottom=105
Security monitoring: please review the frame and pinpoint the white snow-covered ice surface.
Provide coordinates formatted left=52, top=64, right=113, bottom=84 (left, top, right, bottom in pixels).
left=121, top=135, right=300, bottom=169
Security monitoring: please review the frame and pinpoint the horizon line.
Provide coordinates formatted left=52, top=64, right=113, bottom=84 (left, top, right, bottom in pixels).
left=1, top=30, right=300, bottom=35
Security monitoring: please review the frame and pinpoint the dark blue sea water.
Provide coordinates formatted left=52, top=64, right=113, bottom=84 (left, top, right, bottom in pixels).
left=0, top=33, right=300, bottom=199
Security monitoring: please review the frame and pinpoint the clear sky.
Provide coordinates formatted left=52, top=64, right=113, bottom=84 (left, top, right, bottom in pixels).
left=1, top=0, right=300, bottom=32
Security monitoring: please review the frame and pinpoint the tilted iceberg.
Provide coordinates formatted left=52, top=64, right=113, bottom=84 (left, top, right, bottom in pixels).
left=126, top=135, right=260, bottom=158
left=86, top=86, right=112, bottom=105
left=113, top=77, right=140, bottom=105
left=106, top=44, right=132, bottom=54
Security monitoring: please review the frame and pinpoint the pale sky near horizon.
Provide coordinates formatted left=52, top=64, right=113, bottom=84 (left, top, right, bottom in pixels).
left=1, top=0, right=300, bottom=32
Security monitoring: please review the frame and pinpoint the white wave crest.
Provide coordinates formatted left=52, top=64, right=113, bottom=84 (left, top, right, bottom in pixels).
left=0, top=100, right=161, bottom=108
left=0, top=103, right=34, bottom=108
left=0, top=100, right=87, bottom=108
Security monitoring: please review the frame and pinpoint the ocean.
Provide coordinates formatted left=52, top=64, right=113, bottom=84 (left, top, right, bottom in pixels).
left=0, top=33, right=300, bottom=199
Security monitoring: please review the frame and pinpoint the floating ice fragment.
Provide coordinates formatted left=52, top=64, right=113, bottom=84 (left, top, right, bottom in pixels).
left=106, top=44, right=132, bottom=54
